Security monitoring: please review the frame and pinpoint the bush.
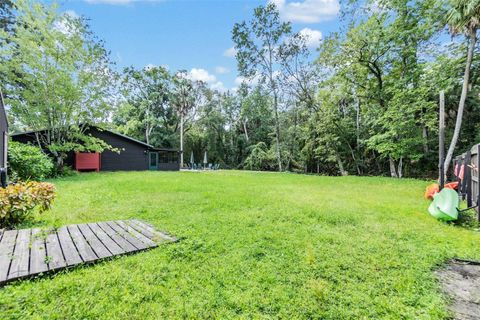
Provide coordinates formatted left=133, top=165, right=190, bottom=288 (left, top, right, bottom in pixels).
left=8, top=141, right=54, bottom=180
left=243, top=142, right=278, bottom=171
left=0, top=181, right=56, bottom=228
left=50, top=165, right=79, bottom=178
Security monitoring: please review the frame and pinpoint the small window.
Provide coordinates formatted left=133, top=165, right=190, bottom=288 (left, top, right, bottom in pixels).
left=159, top=152, right=168, bottom=163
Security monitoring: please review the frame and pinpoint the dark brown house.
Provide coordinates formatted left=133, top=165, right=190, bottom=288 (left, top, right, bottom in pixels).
left=12, top=126, right=180, bottom=172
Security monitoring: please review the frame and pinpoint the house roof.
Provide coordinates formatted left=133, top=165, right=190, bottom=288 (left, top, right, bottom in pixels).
left=12, top=125, right=179, bottom=152
left=98, top=128, right=179, bottom=152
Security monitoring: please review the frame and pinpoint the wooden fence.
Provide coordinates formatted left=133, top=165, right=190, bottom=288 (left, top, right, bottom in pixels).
left=453, top=143, right=480, bottom=222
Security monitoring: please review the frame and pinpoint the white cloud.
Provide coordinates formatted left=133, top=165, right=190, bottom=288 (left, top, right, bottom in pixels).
left=223, top=47, right=237, bottom=58
left=54, top=10, right=80, bottom=36
left=186, top=68, right=226, bottom=92
left=211, top=81, right=226, bottom=92
left=215, top=66, right=230, bottom=74
left=85, top=0, right=164, bottom=5
left=234, top=74, right=260, bottom=86
left=271, top=0, right=339, bottom=23
left=144, top=64, right=157, bottom=71
left=188, top=68, right=217, bottom=83
left=234, top=76, right=245, bottom=86
left=299, top=28, right=322, bottom=48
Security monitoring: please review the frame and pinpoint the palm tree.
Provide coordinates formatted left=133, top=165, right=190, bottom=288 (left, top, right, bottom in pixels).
left=444, top=0, right=480, bottom=176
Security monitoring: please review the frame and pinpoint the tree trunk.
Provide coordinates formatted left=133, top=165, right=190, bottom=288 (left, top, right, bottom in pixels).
left=180, top=113, right=184, bottom=168
left=355, top=99, right=360, bottom=146
left=397, top=157, right=403, bottom=179
left=389, top=156, right=398, bottom=178
left=273, top=92, right=282, bottom=172
left=444, top=34, right=476, bottom=176
left=422, top=126, right=429, bottom=154
left=336, top=154, right=348, bottom=176
left=53, top=152, right=64, bottom=173
left=243, top=119, right=249, bottom=142
left=289, top=107, right=298, bottom=172
left=145, top=126, right=150, bottom=145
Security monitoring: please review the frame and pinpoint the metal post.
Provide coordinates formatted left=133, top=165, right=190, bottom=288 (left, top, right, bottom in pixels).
left=439, top=90, right=445, bottom=189
left=0, top=168, right=6, bottom=188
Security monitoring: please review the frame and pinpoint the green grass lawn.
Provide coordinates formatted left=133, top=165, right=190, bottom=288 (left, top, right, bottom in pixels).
left=1, top=171, right=479, bottom=319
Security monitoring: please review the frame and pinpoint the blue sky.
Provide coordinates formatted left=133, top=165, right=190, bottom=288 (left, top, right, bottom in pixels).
left=59, top=0, right=342, bottom=91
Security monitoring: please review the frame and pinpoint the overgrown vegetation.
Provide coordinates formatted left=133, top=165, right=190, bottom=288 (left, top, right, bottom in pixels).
left=0, top=181, right=55, bottom=228
left=1, top=0, right=479, bottom=177
left=0, top=0, right=117, bottom=171
left=0, top=171, right=478, bottom=318
left=7, top=141, right=54, bottom=180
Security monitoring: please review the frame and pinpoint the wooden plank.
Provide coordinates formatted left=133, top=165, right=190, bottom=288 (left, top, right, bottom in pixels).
left=8, top=229, right=31, bottom=279
left=116, top=220, right=157, bottom=247
left=131, top=220, right=176, bottom=242
left=67, top=225, right=97, bottom=262
left=30, top=228, right=48, bottom=275
left=0, top=220, right=175, bottom=284
left=87, top=223, right=124, bottom=255
left=77, top=224, right=112, bottom=259
left=126, top=220, right=156, bottom=240
left=97, top=222, right=139, bottom=252
left=45, top=230, right=67, bottom=270
left=57, top=227, right=83, bottom=266
left=0, top=230, right=17, bottom=282
left=107, top=221, right=151, bottom=250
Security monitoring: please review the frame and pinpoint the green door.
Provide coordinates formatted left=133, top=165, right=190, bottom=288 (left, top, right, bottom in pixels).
left=148, top=152, right=158, bottom=170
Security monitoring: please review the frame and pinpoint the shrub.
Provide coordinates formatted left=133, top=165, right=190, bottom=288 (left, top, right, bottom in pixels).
left=243, top=142, right=277, bottom=171
left=0, top=181, right=56, bottom=228
left=50, top=166, right=79, bottom=178
left=8, top=141, right=54, bottom=180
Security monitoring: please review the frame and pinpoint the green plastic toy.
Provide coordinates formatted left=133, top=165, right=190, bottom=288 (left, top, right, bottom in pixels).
left=428, top=188, right=459, bottom=221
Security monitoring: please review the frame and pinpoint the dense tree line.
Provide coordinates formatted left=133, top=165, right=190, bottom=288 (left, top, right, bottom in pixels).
left=1, top=0, right=479, bottom=178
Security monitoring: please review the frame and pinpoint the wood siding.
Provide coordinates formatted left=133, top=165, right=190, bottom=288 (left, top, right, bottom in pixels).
left=11, top=126, right=180, bottom=172
left=88, top=128, right=149, bottom=171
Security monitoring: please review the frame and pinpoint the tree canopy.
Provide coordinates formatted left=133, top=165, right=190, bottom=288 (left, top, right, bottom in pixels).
left=1, top=0, right=479, bottom=178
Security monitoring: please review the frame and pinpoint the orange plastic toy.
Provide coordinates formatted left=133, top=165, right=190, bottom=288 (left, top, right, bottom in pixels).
left=444, top=181, right=459, bottom=190
left=424, top=183, right=439, bottom=200
left=424, top=182, right=458, bottom=200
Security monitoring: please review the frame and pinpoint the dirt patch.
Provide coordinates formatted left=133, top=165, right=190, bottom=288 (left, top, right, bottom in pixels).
left=436, top=259, right=480, bottom=319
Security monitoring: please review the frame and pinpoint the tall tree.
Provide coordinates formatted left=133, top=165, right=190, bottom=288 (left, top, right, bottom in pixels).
left=443, top=0, right=480, bottom=175
left=172, top=71, right=205, bottom=167
left=232, top=3, right=291, bottom=171
left=0, top=0, right=117, bottom=170
left=119, top=65, right=172, bottom=145
left=0, top=1, right=14, bottom=35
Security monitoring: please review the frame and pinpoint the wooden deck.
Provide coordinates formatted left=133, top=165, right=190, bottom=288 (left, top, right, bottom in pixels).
left=0, top=219, right=176, bottom=285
